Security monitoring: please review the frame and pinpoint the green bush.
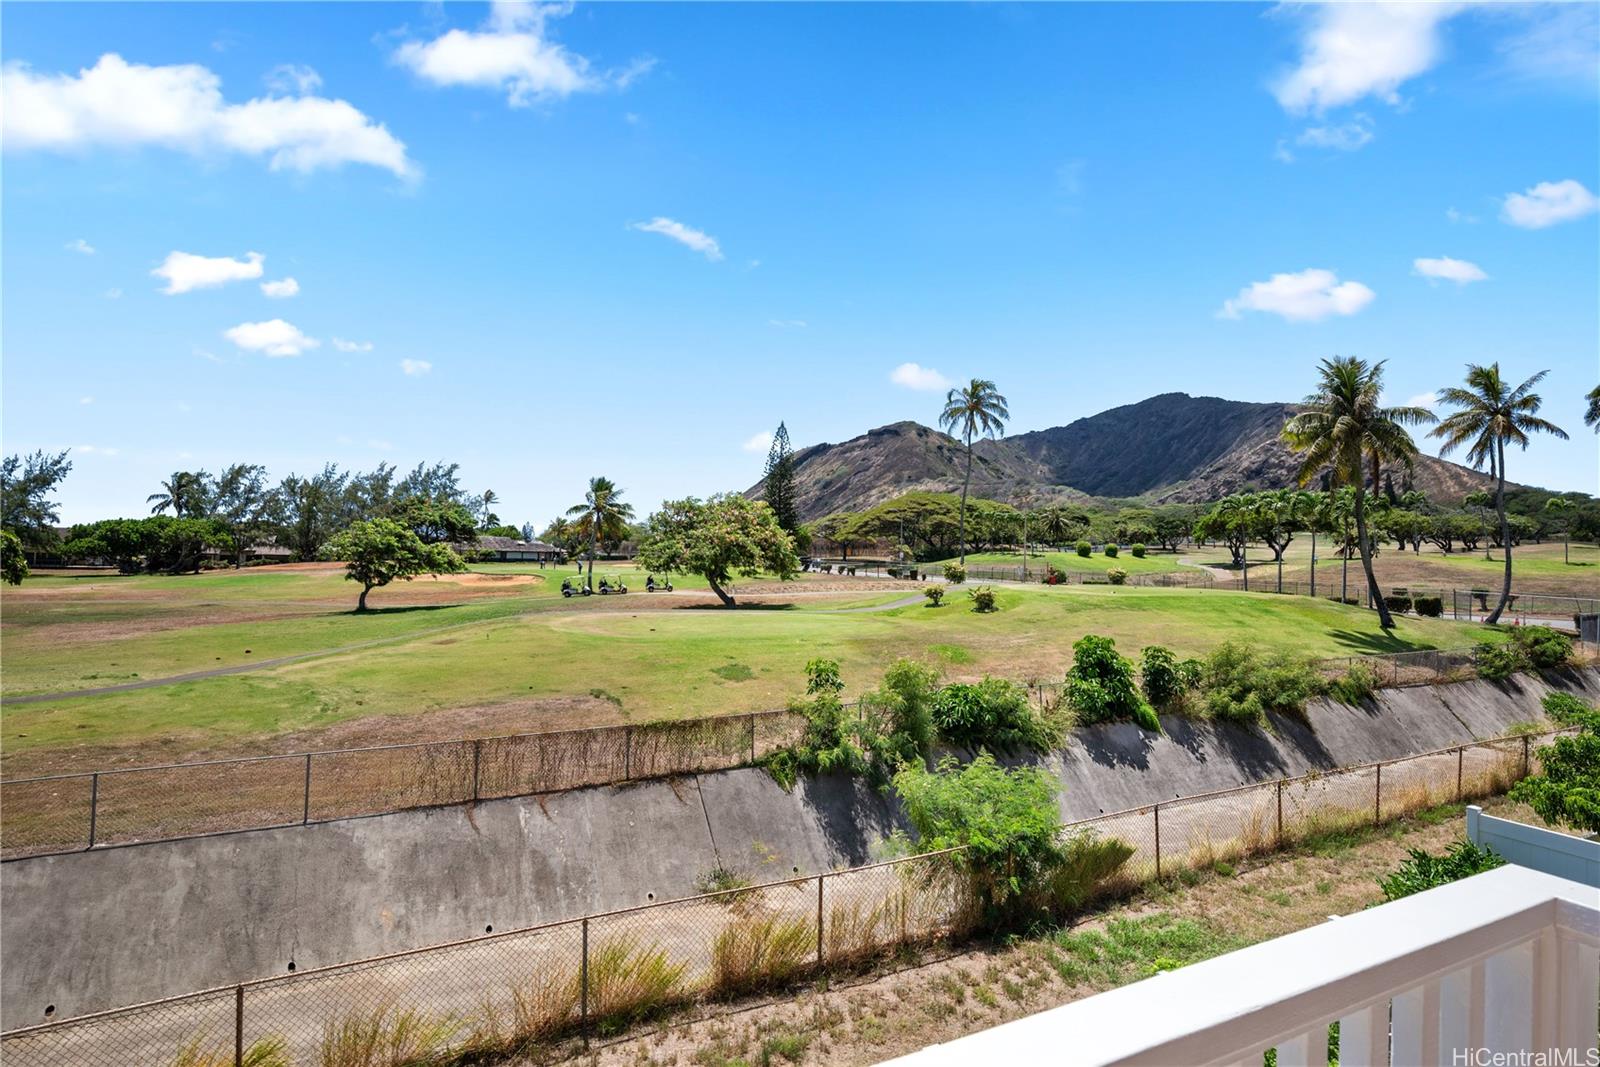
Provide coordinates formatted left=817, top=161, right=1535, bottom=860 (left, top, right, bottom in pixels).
left=1510, top=625, right=1574, bottom=670
left=969, top=585, right=997, bottom=612
left=1139, top=645, right=1193, bottom=709
left=1104, top=543, right=1119, bottom=559
left=859, top=658, right=939, bottom=769
left=942, top=562, right=966, bottom=584
left=763, top=659, right=870, bottom=789
left=1075, top=540, right=1092, bottom=558
left=1510, top=692, right=1600, bottom=834
left=1382, top=594, right=1413, bottom=614
left=1377, top=841, right=1504, bottom=903
left=1199, top=642, right=1324, bottom=723
left=1042, top=561, right=1066, bottom=585
left=1066, top=635, right=1160, bottom=731
left=1044, top=833, right=1136, bottom=914
left=1413, top=596, right=1443, bottom=617
left=1327, top=662, right=1380, bottom=705
left=1130, top=543, right=1147, bottom=558
left=1474, top=640, right=1526, bottom=681
left=923, top=585, right=945, bottom=607
left=930, top=677, right=1054, bottom=752
left=1106, top=567, right=1128, bottom=585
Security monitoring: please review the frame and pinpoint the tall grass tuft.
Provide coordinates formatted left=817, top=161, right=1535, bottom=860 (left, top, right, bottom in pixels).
left=710, top=913, right=816, bottom=996
left=586, top=935, right=691, bottom=1028
left=1042, top=833, right=1136, bottom=915
left=171, top=1037, right=289, bottom=1067
left=466, top=965, right=581, bottom=1056
left=318, top=1001, right=458, bottom=1067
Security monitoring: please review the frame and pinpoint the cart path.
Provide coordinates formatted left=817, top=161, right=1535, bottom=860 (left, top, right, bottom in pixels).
left=4, top=590, right=926, bottom=705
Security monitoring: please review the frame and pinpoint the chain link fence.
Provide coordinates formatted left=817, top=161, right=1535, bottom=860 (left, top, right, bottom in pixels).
left=0, top=711, right=808, bottom=860
left=1, top=728, right=1567, bottom=1066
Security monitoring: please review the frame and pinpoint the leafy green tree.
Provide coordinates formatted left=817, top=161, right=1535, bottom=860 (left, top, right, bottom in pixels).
left=1510, top=693, right=1600, bottom=834
left=1, top=529, right=28, bottom=585
left=393, top=494, right=478, bottom=545
left=209, top=463, right=279, bottom=565
left=1432, top=364, right=1567, bottom=624
left=566, top=476, right=635, bottom=589
left=1065, top=634, right=1159, bottom=731
left=1, top=449, right=72, bottom=549
left=761, top=422, right=800, bottom=536
left=637, top=494, right=799, bottom=607
left=938, top=379, right=1010, bottom=564
left=1282, top=357, right=1434, bottom=629
left=320, top=518, right=466, bottom=611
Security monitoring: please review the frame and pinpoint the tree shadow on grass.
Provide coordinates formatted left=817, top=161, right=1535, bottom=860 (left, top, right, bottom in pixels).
left=1324, top=628, right=1432, bottom=655
left=678, top=602, right=796, bottom=611
left=339, top=604, right=461, bottom=616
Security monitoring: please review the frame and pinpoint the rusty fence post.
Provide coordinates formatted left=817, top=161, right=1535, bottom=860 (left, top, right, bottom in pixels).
left=471, top=739, right=482, bottom=802
left=580, top=917, right=590, bottom=1040
left=1522, top=735, right=1530, bottom=779
left=748, top=714, right=757, bottom=765
left=234, top=984, right=244, bottom=1067
left=815, top=874, right=826, bottom=967
left=623, top=726, right=633, bottom=781
left=1275, top=779, right=1284, bottom=846
left=1153, top=804, right=1161, bottom=880
left=86, top=772, right=99, bottom=849
left=1456, top=747, right=1464, bottom=801
left=302, top=753, right=313, bottom=824
left=1374, top=763, right=1382, bottom=824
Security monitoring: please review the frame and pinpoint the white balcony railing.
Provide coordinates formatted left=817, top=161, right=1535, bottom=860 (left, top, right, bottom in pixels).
left=879, top=865, right=1599, bottom=1066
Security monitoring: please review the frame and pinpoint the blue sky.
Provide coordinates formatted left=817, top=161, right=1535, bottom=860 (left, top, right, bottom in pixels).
left=4, top=1, right=1597, bottom=527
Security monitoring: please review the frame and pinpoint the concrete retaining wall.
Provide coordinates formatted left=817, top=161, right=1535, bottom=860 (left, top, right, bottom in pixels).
left=4, top=668, right=1594, bottom=1030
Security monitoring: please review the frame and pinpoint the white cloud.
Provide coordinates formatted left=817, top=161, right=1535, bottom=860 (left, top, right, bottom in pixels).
left=1445, top=207, right=1479, bottom=225
left=368, top=439, right=394, bottom=451
left=1413, top=256, right=1487, bottom=285
left=65, top=237, right=95, bottom=255
left=393, top=2, right=649, bottom=107
left=1274, top=3, right=1463, bottom=114
left=194, top=347, right=226, bottom=364
left=2, top=53, right=415, bottom=178
left=1218, top=268, right=1375, bottom=323
left=1294, top=114, right=1374, bottom=152
left=768, top=319, right=807, bottom=329
left=1501, top=179, right=1599, bottom=229
left=103, top=287, right=122, bottom=299
left=224, top=318, right=319, bottom=357
left=79, top=396, right=94, bottom=405
left=265, top=63, right=323, bottom=96
left=629, top=217, right=723, bottom=261
left=152, top=249, right=263, bottom=294
left=890, top=362, right=954, bottom=392
left=333, top=337, right=373, bottom=353
left=399, top=358, right=432, bottom=376
left=1406, top=391, right=1439, bottom=411
left=74, top=444, right=120, bottom=456
left=1496, top=4, right=1599, bottom=89
left=260, top=276, right=300, bottom=298
left=741, top=430, right=773, bottom=453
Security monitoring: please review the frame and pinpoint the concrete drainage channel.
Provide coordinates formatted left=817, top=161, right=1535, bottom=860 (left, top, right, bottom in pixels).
left=2, top=669, right=1594, bottom=1038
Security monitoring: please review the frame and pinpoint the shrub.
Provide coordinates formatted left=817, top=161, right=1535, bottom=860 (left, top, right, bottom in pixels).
left=931, top=677, right=1054, bottom=752
left=943, top=562, right=966, bottom=584
left=1130, top=543, right=1147, bottom=558
left=923, top=585, right=945, bottom=607
left=695, top=865, right=752, bottom=895
left=1104, top=543, right=1120, bottom=559
left=1042, top=561, right=1066, bottom=585
left=763, top=659, right=870, bottom=789
left=711, top=913, right=815, bottom=996
left=1076, top=540, right=1092, bottom=558
left=1377, top=841, right=1504, bottom=903
left=969, top=585, right=998, bottom=612
left=1139, top=645, right=1193, bottom=709
left=586, top=935, right=691, bottom=1027
left=859, top=658, right=939, bottom=768
left=1510, top=692, right=1600, bottom=834
left=1066, top=635, right=1160, bottom=731
left=1413, top=595, right=1443, bottom=617
left=1042, top=832, right=1136, bottom=915
left=1106, top=567, right=1128, bottom=585
left=1327, top=662, right=1381, bottom=705
left=892, top=754, right=1063, bottom=926
left=1199, top=642, right=1324, bottom=723
left=1510, top=625, right=1574, bottom=670
left=1383, top=594, right=1413, bottom=614
left=1474, top=640, right=1526, bottom=681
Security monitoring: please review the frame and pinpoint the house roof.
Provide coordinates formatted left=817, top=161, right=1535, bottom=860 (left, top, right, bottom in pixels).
left=468, top=536, right=561, bottom=553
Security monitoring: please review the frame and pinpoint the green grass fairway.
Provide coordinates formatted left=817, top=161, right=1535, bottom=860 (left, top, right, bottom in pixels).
left=939, top=549, right=1191, bottom=575
left=1, top=581, right=1493, bottom=773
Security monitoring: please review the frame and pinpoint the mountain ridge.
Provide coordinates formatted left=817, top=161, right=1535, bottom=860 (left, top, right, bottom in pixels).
left=749, top=392, right=1502, bottom=520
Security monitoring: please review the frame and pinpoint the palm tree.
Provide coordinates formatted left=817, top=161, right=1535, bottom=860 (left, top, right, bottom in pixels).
left=1586, top=385, right=1599, bottom=432
left=1282, top=357, right=1435, bottom=629
left=938, top=379, right=1010, bottom=564
left=147, top=472, right=199, bottom=517
left=565, top=477, right=635, bottom=590
left=1432, top=365, right=1569, bottom=624
left=1544, top=497, right=1575, bottom=565
left=480, top=489, right=499, bottom=526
